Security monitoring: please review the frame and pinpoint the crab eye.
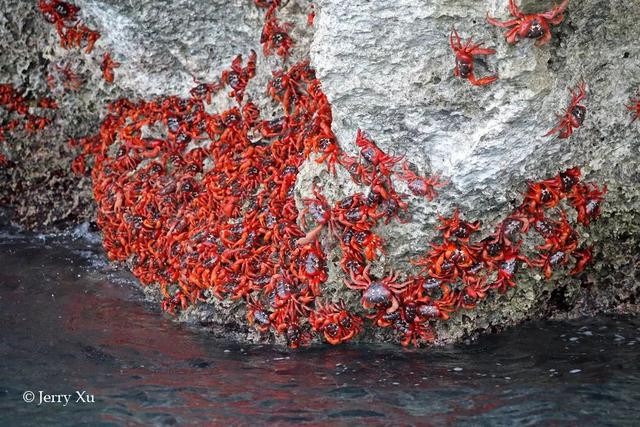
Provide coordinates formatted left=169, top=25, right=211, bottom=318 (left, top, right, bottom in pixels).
left=272, top=32, right=286, bottom=45
left=454, top=226, right=469, bottom=239
left=325, top=323, right=340, bottom=337
left=526, top=20, right=545, bottom=39
left=226, top=72, right=240, bottom=88
left=54, top=2, right=70, bottom=17
left=540, top=187, right=553, bottom=202
left=340, top=316, right=352, bottom=329
left=571, top=105, right=587, bottom=125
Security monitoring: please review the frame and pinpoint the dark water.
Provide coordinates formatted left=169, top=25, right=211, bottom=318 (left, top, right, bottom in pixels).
left=0, top=229, right=639, bottom=426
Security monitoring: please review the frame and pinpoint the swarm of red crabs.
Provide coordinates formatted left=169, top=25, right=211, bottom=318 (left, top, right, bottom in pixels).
left=38, top=1, right=120, bottom=85
left=0, top=83, right=58, bottom=166
left=38, top=0, right=100, bottom=53
left=10, top=0, right=635, bottom=348
left=58, top=0, right=612, bottom=349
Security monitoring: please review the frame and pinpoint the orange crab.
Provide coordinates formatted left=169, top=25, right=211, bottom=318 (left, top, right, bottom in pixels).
left=487, top=0, right=570, bottom=46
left=449, top=28, right=498, bottom=86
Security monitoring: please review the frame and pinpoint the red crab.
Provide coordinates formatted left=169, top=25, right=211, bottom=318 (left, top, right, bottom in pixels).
left=449, top=28, right=498, bottom=86
left=570, top=247, right=593, bottom=275
left=533, top=249, right=571, bottom=279
left=297, top=186, right=336, bottom=245
left=37, top=97, right=59, bottom=110
left=355, top=129, right=403, bottom=178
left=220, top=51, right=257, bottom=104
left=53, top=63, right=83, bottom=91
left=190, top=77, right=223, bottom=105
left=246, top=296, right=272, bottom=333
left=545, top=82, right=587, bottom=139
left=254, top=0, right=281, bottom=9
left=522, top=181, right=562, bottom=213
left=626, top=93, right=640, bottom=123
left=569, top=182, right=606, bottom=226
left=161, top=289, right=189, bottom=315
left=487, top=0, right=570, bottom=46
left=437, top=209, right=481, bottom=241
left=310, top=300, right=363, bottom=345
left=292, top=242, right=328, bottom=296
left=100, top=53, right=120, bottom=84
left=345, top=266, right=409, bottom=314
left=38, top=0, right=79, bottom=27
left=261, top=9, right=294, bottom=61
left=399, top=162, right=446, bottom=201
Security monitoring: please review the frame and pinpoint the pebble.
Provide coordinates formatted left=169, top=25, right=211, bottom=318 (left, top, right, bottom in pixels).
left=569, top=369, right=582, bottom=374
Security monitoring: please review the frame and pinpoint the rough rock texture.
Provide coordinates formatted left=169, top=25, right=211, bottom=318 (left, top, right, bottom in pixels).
left=0, top=0, right=311, bottom=229
left=1, top=0, right=638, bottom=345
left=305, top=0, right=640, bottom=343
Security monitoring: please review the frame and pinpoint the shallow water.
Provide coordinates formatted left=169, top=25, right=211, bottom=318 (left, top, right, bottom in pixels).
left=0, top=229, right=639, bottom=426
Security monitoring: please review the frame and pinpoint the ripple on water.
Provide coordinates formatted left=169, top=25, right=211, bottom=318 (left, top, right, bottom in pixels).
left=0, top=231, right=639, bottom=425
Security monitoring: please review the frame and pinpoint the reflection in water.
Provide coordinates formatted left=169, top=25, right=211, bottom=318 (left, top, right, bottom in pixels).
left=0, top=230, right=639, bottom=425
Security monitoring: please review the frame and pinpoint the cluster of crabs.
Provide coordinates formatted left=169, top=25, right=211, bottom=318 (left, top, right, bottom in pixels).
left=58, top=0, right=612, bottom=348
left=0, top=2, right=128, bottom=167
left=0, top=84, right=59, bottom=167
left=451, top=0, right=639, bottom=139
left=2, top=0, right=632, bottom=347
left=0, top=1, right=125, bottom=167
left=38, top=0, right=100, bottom=54
left=38, top=0, right=120, bottom=84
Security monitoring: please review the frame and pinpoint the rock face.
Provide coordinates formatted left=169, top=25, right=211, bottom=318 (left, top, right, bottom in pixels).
left=1, top=0, right=638, bottom=346
left=307, top=0, right=640, bottom=343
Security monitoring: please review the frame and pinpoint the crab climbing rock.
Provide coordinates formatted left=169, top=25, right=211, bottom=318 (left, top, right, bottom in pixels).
left=487, top=0, right=570, bottom=46
left=626, top=93, right=640, bottom=123
left=545, top=82, right=587, bottom=139
left=449, top=28, right=498, bottom=86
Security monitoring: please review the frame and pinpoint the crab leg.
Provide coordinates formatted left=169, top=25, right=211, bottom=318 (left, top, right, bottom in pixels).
left=508, top=0, right=524, bottom=18
left=486, top=14, right=519, bottom=28
left=540, top=0, right=570, bottom=20
left=449, top=28, right=462, bottom=50
left=469, top=45, right=496, bottom=56
left=468, top=73, right=498, bottom=86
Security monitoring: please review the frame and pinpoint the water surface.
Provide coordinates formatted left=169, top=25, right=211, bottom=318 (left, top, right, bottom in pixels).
left=0, top=229, right=639, bottom=425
